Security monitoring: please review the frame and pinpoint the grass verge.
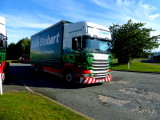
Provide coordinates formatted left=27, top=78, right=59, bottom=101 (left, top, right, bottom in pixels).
left=0, top=92, right=88, bottom=120
left=6, top=60, right=19, bottom=63
left=112, top=59, right=160, bottom=73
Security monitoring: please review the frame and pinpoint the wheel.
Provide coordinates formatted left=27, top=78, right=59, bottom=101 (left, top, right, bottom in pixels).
left=3, top=62, right=10, bottom=84
left=35, top=65, right=43, bottom=73
left=35, top=66, right=39, bottom=72
left=1, top=73, right=5, bottom=83
left=64, top=72, right=73, bottom=82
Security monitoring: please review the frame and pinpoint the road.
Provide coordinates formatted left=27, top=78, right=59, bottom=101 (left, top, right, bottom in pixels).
left=3, top=63, right=160, bottom=120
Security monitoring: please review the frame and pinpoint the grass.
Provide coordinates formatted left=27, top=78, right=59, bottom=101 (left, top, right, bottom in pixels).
left=0, top=92, right=88, bottom=120
left=6, top=60, right=19, bottom=63
left=112, top=59, right=160, bottom=73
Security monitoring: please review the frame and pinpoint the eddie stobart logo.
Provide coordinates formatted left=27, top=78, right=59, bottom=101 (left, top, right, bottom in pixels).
left=39, top=33, right=60, bottom=46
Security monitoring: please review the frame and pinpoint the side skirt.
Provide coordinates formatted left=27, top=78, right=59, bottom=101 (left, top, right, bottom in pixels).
left=43, top=66, right=64, bottom=78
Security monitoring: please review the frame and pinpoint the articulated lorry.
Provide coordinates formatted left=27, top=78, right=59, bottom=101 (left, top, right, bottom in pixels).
left=0, top=16, right=9, bottom=83
left=30, top=20, right=112, bottom=84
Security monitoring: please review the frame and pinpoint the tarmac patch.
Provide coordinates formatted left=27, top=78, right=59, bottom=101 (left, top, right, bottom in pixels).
left=119, top=88, right=160, bottom=118
left=98, top=95, right=131, bottom=107
left=98, top=88, right=160, bottom=118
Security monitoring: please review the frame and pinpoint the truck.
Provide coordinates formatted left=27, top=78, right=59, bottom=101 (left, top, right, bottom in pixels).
left=0, top=16, right=9, bottom=83
left=30, top=20, right=112, bottom=84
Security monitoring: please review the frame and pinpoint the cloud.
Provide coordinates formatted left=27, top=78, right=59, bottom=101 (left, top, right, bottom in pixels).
left=6, top=26, right=38, bottom=44
left=92, top=0, right=156, bottom=19
left=4, top=14, right=52, bottom=29
left=148, top=14, right=160, bottom=20
left=0, top=11, right=58, bottom=43
left=32, top=0, right=88, bottom=22
left=0, top=9, right=61, bottom=42
left=91, top=0, right=160, bottom=38
left=92, top=0, right=111, bottom=9
left=116, top=0, right=130, bottom=6
left=8, top=28, right=35, bottom=40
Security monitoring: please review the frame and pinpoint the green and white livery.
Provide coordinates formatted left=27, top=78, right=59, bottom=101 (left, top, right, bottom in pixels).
left=31, top=20, right=112, bottom=84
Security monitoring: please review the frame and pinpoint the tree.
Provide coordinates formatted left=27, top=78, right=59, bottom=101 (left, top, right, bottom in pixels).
left=7, top=43, right=16, bottom=59
left=16, top=38, right=30, bottom=55
left=109, top=20, right=159, bottom=64
left=7, top=38, right=30, bottom=60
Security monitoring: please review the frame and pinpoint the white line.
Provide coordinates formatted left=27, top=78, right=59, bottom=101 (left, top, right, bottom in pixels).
left=20, top=79, right=35, bottom=93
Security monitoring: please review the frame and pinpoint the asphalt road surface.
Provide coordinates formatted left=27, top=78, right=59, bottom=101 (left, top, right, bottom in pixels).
left=3, top=63, right=160, bottom=120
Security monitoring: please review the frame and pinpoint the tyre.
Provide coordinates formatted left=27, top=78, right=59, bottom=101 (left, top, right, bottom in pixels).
left=35, top=66, right=39, bottom=72
left=35, top=65, right=43, bottom=73
left=3, top=62, right=10, bottom=84
left=64, top=72, right=73, bottom=82
left=1, top=73, right=5, bottom=83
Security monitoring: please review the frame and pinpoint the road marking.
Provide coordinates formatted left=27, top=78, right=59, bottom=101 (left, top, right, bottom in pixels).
left=20, top=79, right=35, bottom=93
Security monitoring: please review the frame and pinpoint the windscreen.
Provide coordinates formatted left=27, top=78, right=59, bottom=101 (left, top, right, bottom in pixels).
left=83, top=37, right=111, bottom=54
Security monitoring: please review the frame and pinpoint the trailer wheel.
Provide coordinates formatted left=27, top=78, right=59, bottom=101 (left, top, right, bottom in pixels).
left=35, top=65, right=43, bottom=73
left=64, top=72, right=73, bottom=82
left=35, top=66, right=39, bottom=72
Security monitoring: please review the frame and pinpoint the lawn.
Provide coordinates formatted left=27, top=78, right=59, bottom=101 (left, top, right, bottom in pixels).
left=112, top=59, right=160, bottom=73
left=6, top=60, right=19, bottom=63
left=0, top=92, right=88, bottom=120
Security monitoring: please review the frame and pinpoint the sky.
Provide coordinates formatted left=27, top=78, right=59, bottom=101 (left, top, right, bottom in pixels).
left=1, top=0, right=160, bottom=52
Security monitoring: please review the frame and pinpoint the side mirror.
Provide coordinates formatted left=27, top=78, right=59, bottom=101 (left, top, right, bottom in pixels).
left=2, top=40, right=7, bottom=48
left=72, top=38, right=81, bottom=51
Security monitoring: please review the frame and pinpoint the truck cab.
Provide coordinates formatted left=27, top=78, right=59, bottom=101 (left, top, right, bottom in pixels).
left=63, top=22, right=112, bottom=83
left=0, top=16, right=7, bottom=48
left=0, top=16, right=8, bottom=82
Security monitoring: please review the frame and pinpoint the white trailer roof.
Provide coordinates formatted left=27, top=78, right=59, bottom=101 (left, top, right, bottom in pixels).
left=0, top=16, right=6, bottom=25
left=0, top=16, right=6, bottom=36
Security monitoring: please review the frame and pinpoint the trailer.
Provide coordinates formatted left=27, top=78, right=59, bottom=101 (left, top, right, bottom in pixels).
left=30, top=20, right=112, bottom=84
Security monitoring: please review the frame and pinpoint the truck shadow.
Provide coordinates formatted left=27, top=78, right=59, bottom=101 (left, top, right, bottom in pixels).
left=141, top=59, right=160, bottom=63
left=4, top=63, right=102, bottom=89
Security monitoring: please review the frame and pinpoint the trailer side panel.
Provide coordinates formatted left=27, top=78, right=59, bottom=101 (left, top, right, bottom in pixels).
left=30, top=22, right=64, bottom=68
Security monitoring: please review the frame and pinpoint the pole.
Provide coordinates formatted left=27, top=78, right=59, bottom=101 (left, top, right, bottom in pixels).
left=0, top=73, right=3, bottom=95
left=128, top=61, right=130, bottom=70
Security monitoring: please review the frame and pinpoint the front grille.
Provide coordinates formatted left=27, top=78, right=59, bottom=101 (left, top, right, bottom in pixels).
left=91, top=59, right=109, bottom=79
